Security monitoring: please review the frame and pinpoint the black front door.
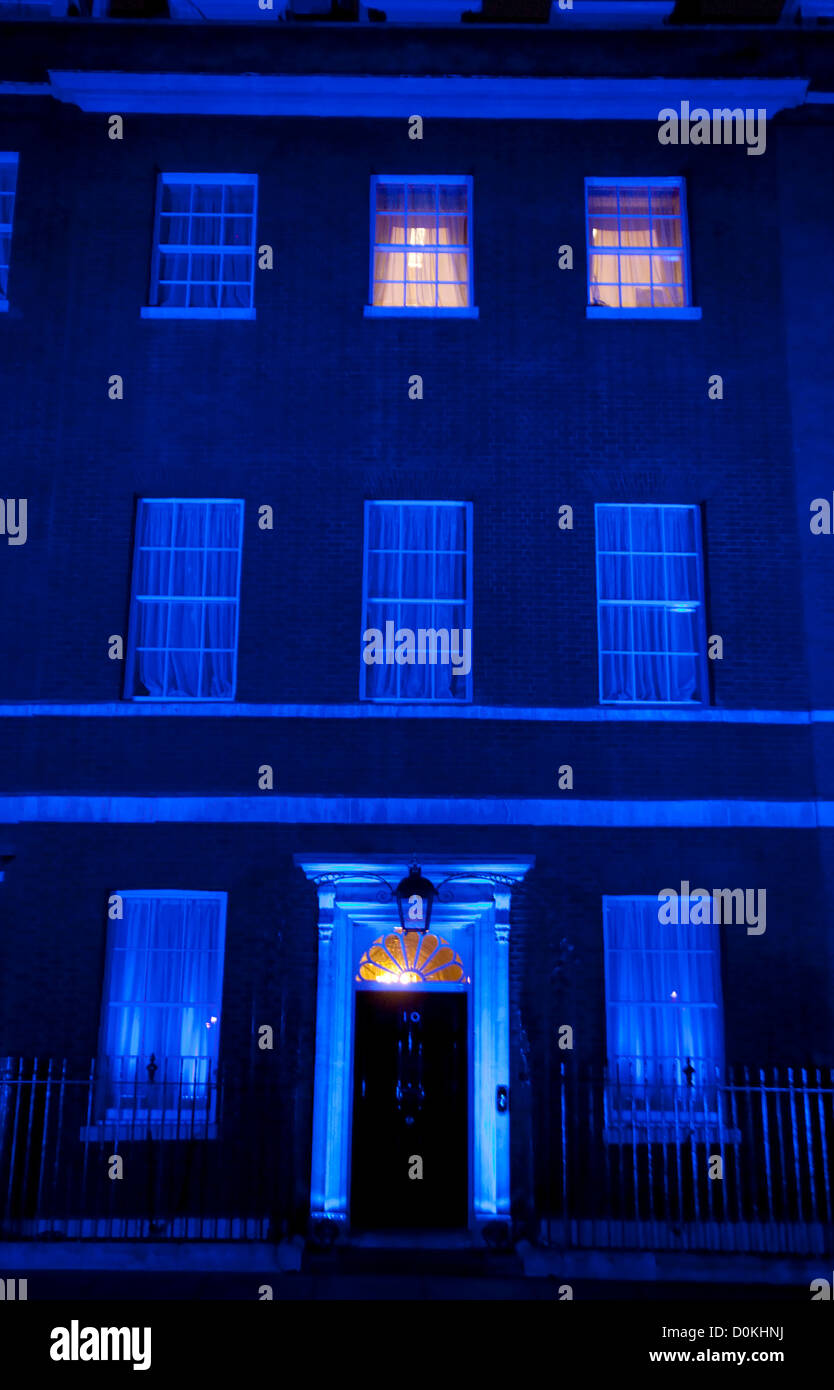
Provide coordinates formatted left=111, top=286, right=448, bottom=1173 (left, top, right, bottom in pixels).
left=351, top=990, right=467, bottom=1229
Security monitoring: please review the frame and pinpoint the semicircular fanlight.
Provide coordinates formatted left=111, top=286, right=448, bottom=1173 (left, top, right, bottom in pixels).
left=356, top=932, right=465, bottom=985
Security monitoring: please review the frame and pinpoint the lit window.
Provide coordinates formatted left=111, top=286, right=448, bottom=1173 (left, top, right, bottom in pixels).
left=125, top=499, right=244, bottom=700
left=143, top=174, right=257, bottom=319
left=368, top=176, right=474, bottom=314
left=595, top=503, right=707, bottom=704
left=97, top=891, right=227, bottom=1128
left=586, top=178, right=693, bottom=312
left=603, top=896, right=724, bottom=1129
left=361, top=501, right=473, bottom=702
left=357, top=933, right=465, bottom=985
left=0, top=154, right=19, bottom=310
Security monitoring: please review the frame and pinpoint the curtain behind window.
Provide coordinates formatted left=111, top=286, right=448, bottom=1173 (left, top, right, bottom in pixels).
left=364, top=502, right=469, bottom=701
left=100, top=894, right=225, bottom=1114
left=131, top=500, right=241, bottom=699
left=156, top=181, right=255, bottom=311
left=597, top=505, right=702, bottom=703
left=373, top=182, right=469, bottom=308
left=588, top=185, right=684, bottom=309
left=604, top=898, right=724, bottom=1108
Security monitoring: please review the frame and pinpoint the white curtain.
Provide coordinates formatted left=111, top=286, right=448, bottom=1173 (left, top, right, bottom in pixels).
left=373, top=183, right=469, bottom=309
left=604, top=898, right=723, bottom=1102
left=101, top=895, right=225, bottom=1107
left=364, top=503, right=468, bottom=700
left=133, top=500, right=241, bottom=699
left=597, top=505, right=701, bottom=702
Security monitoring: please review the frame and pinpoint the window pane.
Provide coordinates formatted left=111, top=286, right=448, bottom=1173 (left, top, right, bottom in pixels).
left=173, top=503, right=207, bottom=547
left=587, top=186, right=618, bottom=216
left=435, top=553, right=465, bottom=599
left=591, top=282, right=619, bottom=307
left=374, top=249, right=404, bottom=284
left=157, top=280, right=187, bottom=308
left=407, top=184, right=437, bottom=216
left=599, top=553, right=632, bottom=601
left=161, top=182, right=190, bottom=214
left=220, top=281, right=251, bottom=309
left=596, top=505, right=629, bottom=552
left=193, top=184, right=223, bottom=215
left=438, top=282, right=468, bottom=308
left=652, top=255, right=682, bottom=285
left=405, top=281, right=437, bottom=307
left=222, top=216, right=253, bottom=247
left=653, top=285, right=684, bottom=308
left=136, top=548, right=170, bottom=597
left=438, top=185, right=467, bottom=214
left=618, top=186, right=650, bottom=219
left=651, top=186, right=681, bottom=217
left=367, top=504, right=400, bottom=552
left=664, top=507, right=697, bottom=553
left=225, top=184, right=254, bottom=214
left=589, top=217, right=620, bottom=246
left=591, top=253, right=619, bottom=283
left=620, top=255, right=651, bottom=284
left=630, top=509, right=663, bottom=552
left=376, top=183, right=404, bottom=213
left=651, top=218, right=682, bottom=248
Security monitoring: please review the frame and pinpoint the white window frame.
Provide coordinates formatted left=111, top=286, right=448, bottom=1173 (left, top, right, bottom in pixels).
left=595, top=501, right=708, bottom=706
left=142, top=173, right=258, bottom=321
left=0, top=153, right=19, bottom=312
left=124, top=497, right=245, bottom=702
left=585, top=176, right=701, bottom=320
left=360, top=499, right=474, bottom=703
left=364, top=174, right=478, bottom=319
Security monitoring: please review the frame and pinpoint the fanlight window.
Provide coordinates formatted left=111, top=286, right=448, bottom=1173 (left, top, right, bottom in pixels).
left=357, top=932, right=465, bottom=985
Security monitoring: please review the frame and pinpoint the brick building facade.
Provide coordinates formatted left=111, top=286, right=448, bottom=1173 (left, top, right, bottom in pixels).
left=0, top=1, right=832, bottom=1287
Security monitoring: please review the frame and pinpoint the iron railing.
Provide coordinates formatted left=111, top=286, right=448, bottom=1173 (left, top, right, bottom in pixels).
left=541, top=1062, right=834, bottom=1255
left=0, top=1056, right=292, bottom=1240
left=1, top=1056, right=832, bottom=1252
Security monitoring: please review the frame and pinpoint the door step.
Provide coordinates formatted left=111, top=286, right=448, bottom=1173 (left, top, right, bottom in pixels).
left=302, top=1246, right=524, bottom=1279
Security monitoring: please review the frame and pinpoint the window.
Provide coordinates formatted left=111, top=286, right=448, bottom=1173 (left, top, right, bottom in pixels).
left=365, top=176, right=477, bottom=317
left=356, top=933, right=465, bottom=985
left=585, top=177, right=700, bottom=318
left=0, top=154, right=19, bottom=311
left=142, top=174, right=257, bottom=319
left=125, top=499, right=244, bottom=700
left=595, top=503, right=707, bottom=704
left=361, top=501, right=473, bottom=702
left=97, top=891, right=227, bottom=1130
left=603, top=895, right=724, bottom=1129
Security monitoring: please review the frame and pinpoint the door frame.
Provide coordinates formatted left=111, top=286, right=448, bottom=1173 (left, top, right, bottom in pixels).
left=295, top=856, right=534, bottom=1236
